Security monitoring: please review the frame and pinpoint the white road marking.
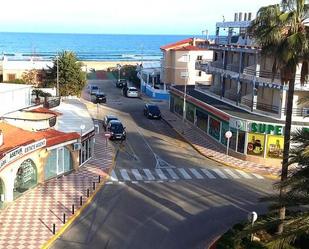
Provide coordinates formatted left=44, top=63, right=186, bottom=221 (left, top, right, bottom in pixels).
left=166, top=168, right=179, bottom=180
left=111, top=170, right=118, bottom=181
left=224, top=169, right=241, bottom=179
left=143, top=169, right=155, bottom=181
left=212, top=169, right=228, bottom=179
left=178, top=168, right=192, bottom=179
left=251, top=173, right=264, bottom=179
left=155, top=169, right=168, bottom=180
left=235, top=169, right=253, bottom=179
left=200, top=169, right=216, bottom=179
left=189, top=168, right=204, bottom=179
left=132, top=169, right=143, bottom=181
left=120, top=169, right=131, bottom=181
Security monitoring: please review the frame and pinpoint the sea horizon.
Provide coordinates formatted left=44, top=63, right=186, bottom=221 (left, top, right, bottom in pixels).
left=0, top=32, right=213, bottom=62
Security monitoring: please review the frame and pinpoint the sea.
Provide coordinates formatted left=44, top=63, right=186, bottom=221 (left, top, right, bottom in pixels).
left=0, top=32, right=210, bottom=62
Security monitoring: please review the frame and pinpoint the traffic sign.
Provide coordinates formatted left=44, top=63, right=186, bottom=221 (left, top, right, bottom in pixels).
left=225, top=131, right=232, bottom=139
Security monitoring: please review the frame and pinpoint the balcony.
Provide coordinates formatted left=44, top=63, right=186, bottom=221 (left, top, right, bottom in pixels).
left=226, top=64, right=240, bottom=73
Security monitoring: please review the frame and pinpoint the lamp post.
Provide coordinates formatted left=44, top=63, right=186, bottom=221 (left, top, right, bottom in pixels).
left=56, top=54, right=59, bottom=96
left=179, top=55, right=190, bottom=122
left=117, top=64, right=121, bottom=83
left=80, top=124, right=85, bottom=138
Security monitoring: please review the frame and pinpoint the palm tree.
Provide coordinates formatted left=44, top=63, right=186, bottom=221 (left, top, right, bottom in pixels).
left=249, top=0, right=309, bottom=234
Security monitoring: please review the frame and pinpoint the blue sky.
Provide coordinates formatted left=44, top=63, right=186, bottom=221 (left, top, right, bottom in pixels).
left=0, top=0, right=277, bottom=35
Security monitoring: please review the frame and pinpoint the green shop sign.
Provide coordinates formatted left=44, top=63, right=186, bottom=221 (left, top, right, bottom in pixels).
left=251, top=122, right=284, bottom=135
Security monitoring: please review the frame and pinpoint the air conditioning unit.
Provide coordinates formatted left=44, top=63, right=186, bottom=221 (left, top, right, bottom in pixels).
left=73, top=143, right=82, bottom=151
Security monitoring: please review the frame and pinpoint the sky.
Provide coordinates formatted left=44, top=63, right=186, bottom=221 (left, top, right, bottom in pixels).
left=0, top=0, right=278, bottom=35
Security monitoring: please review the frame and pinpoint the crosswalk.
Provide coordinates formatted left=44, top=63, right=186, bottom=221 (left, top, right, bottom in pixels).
left=106, top=167, right=264, bottom=184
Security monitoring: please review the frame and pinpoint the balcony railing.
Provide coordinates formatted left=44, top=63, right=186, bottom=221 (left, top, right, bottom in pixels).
left=226, top=64, right=240, bottom=73
left=243, top=65, right=309, bottom=89
left=211, top=61, right=224, bottom=69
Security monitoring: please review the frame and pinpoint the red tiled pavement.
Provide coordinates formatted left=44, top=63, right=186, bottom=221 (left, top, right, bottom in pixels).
left=0, top=129, right=114, bottom=249
left=156, top=104, right=282, bottom=177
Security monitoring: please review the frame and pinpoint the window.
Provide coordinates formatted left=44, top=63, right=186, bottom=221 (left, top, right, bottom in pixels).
left=197, top=71, right=202, bottom=77
left=209, top=117, right=221, bottom=141
left=7, top=74, right=16, bottom=81
left=197, top=55, right=203, bottom=61
left=196, top=109, right=208, bottom=132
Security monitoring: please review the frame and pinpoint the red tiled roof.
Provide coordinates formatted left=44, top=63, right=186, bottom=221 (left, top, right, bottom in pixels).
left=29, top=107, right=62, bottom=116
left=39, top=129, right=80, bottom=147
left=0, top=122, right=79, bottom=158
left=0, top=122, right=44, bottom=157
left=160, top=38, right=193, bottom=50
left=173, top=45, right=208, bottom=51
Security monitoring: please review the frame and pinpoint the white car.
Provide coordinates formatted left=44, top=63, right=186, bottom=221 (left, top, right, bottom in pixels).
left=126, top=87, right=139, bottom=98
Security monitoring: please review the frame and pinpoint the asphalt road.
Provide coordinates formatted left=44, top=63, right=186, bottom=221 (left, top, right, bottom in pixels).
left=52, top=79, right=274, bottom=249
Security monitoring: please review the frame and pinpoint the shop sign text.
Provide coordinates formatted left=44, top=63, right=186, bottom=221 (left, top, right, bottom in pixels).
left=0, top=139, right=46, bottom=171
left=251, top=123, right=283, bottom=135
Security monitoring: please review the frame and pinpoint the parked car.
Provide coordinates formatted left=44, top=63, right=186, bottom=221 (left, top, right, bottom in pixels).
left=107, top=120, right=126, bottom=140
left=93, top=92, right=106, bottom=104
left=90, top=85, right=99, bottom=95
left=116, top=79, right=127, bottom=88
left=103, top=115, right=118, bottom=130
left=126, top=87, right=139, bottom=98
left=144, top=104, right=161, bottom=119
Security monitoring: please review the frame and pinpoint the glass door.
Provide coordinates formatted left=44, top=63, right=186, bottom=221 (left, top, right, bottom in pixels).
left=57, top=147, right=64, bottom=175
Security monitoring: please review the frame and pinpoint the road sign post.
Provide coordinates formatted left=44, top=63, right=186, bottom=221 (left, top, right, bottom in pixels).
left=248, top=211, right=258, bottom=241
left=103, top=132, right=112, bottom=146
left=225, top=131, right=232, bottom=156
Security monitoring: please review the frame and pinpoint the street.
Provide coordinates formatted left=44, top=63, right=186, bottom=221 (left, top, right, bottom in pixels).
left=52, top=79, right=274, bottom=249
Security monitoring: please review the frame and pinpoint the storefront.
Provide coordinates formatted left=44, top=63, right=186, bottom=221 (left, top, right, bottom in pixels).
left=247, top=122, right=284, bottom=159
left=170, top=90, right=286, bottom=160
left=45, top=146, right=73, bottom=180
left=79, top=130, right=95, bottom=166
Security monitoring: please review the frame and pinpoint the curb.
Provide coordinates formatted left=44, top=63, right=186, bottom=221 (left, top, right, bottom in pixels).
left=207, top=236, right=220, bottom=249
left=41, top=148, right=118, bottom=249
left=161, top=115, right=279, bottom=181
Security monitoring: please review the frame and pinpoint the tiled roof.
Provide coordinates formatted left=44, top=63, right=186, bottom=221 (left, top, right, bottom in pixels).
left=40, top=129, right=80, bottom=147
left=29, top=107, right=62, bottom=116
left=160, top=38, right=193, bottom=50
left=0, top=122, right=79, bottom=158
left=0, top=122, right=43, bottom=157
left=173, top=45, right=208, bottom=51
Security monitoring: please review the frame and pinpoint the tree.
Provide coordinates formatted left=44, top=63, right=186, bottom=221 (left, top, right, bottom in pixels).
left=22, top=69, right=40, bottom=86
left=249, top=0, right=309, bottom=234
left=45, top=51, right=86, bottom=96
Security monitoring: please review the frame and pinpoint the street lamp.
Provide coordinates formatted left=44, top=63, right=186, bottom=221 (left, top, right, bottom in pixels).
left=117, top=64, right=121, bottom=83
left=179, top=55, right=190, bottom=122
left=80, top=124, right=85, bottom=138
left=56, top=54, right=59, bottom=96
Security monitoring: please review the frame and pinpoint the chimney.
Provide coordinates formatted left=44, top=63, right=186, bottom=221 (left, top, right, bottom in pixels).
left=234, top=13, right=238, bottom=22
left=244, top=13, right=247, bottom=21
left=239, top=12, right=243, bottom=21
left=0, top=130, right=3, bottom=147
left=248, top=12, right=252, bottom=21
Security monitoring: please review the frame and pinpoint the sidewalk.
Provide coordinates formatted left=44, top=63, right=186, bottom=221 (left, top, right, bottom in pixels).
left=0, top=107, right=114, bottom=249
left=141, top=94, right=281, bottom=178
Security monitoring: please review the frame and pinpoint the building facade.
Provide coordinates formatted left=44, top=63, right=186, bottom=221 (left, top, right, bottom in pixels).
left=160, top=38, right=213, bottom=86
left=169, top=14, right=309, bottom=166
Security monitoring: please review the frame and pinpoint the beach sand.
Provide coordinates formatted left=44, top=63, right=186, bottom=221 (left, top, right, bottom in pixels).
left=80, top=61, right=141, bottom=71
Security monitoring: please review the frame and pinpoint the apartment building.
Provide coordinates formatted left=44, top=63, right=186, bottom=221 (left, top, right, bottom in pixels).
left=169, top=13, right=309, bottom=166
left=160, top=38, right=213, bottom=86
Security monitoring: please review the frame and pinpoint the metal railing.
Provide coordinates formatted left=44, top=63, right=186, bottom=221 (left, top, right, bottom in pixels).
left=43, top=96, right=61, bottom=109
left=226, top=64, right=240, bottom=73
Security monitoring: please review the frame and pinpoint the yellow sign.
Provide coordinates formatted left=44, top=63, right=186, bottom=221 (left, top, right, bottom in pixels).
left=266, top=135, right=284, bottom=158
left=247, top=133, right=265, bottom=156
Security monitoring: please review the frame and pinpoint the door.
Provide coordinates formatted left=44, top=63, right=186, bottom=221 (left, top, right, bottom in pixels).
left=57, top=147, right=64, bottom=175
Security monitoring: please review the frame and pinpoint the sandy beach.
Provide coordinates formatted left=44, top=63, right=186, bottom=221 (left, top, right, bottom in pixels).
left=80, top=61, right=141, bottom=71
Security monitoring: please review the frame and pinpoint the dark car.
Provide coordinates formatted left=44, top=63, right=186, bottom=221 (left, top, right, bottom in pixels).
left=103, top=115, right=118, bottom=130
left=116, top=79, right=127, bottom=88
left=93, top=92, right=106, bottom=104
left=107, top=120, right=126, bottom=140
left=90, top=85, right=99, bottom=95
left=144, top=104, right=161, bottom=119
